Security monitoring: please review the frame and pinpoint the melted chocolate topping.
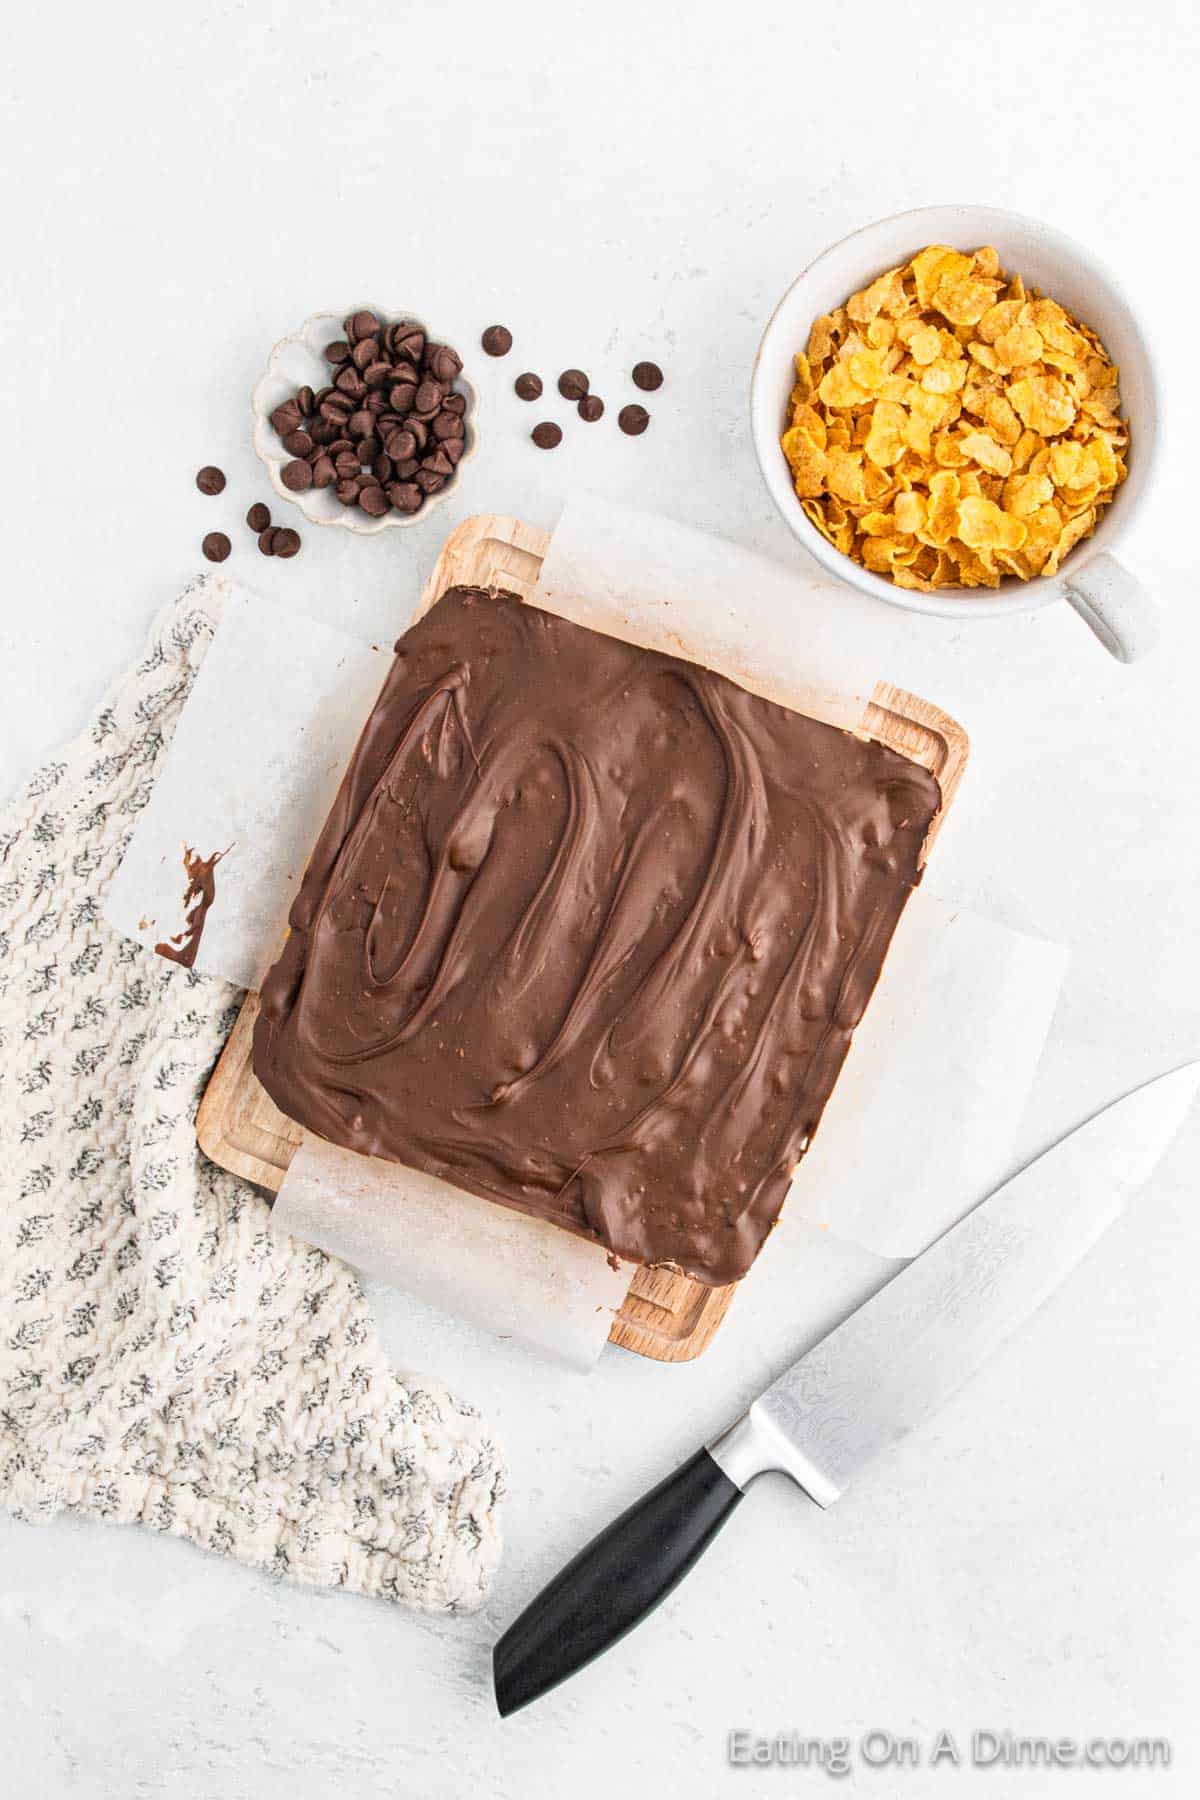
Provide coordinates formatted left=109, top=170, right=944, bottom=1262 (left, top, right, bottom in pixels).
left=254, top=587, right=941, bottom=1285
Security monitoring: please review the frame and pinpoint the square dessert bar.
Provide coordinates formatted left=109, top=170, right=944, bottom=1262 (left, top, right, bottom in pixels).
left=254, top=586, right=941, bottom=1286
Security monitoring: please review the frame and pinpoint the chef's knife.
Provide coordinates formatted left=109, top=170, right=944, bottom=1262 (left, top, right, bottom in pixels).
left=493, top=1063, right=1200, bottom=1717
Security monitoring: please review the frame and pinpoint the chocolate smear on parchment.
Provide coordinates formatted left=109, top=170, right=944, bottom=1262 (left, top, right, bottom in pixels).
left=154, top=844, right=232, bottom=968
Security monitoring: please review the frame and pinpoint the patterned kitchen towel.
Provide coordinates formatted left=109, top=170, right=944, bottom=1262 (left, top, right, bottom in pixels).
left=0, top=577, right=505, bottom=1610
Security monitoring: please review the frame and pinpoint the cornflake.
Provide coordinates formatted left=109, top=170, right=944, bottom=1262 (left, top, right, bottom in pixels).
left=781, top=245, right=1128, bottom=589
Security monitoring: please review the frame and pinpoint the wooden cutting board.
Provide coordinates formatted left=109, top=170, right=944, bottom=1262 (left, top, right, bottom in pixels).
left=196, top=514, right=968, bottom=1361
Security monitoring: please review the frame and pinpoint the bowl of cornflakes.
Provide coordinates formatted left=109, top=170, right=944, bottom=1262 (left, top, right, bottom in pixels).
left=751, top=206, right=1160, bottom=660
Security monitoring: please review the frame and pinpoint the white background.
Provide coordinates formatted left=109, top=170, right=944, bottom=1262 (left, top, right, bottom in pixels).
left=3, top=1, right=1199, bottom=1795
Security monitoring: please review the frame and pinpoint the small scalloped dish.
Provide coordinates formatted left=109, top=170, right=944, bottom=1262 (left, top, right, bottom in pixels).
left=250, top=308, right=480, bottom=536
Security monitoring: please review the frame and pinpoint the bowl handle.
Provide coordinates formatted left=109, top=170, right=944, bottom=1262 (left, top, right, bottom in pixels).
left=1063, top=552, right=1159, bottom=663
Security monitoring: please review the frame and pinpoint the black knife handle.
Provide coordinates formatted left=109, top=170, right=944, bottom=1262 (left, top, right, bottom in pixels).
left=493, top=1447, right=744, bottom=1717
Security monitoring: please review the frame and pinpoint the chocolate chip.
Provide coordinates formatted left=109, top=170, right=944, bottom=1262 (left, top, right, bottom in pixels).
left=393, top=457, right=420, bottom=479
left=532, top=421, right=563, bottom=449
left=514, top=372, right=542, bottom=401
left=351, top=337, right=380, bottom=371
left=632, top=361, right=663, bottom=392
left=358, top=485, right=389, bottom=517
left=618, top=404, right=650, bottom=436
left=281, top=458, right=314, bottom=491
left=482, top=324, right=513, bottom=357
left=334, top=452, right=362, bottom=480
left=387, top=481, right=423, bottom=514
left=246, top=502, right=271, bottom=532
left=578, top=395, right=604, bottom=422
left=297, top=385, right=315, bottom=416
left=432, top=410, right=464, bottom=441
left=202, top=531, right=231, bottom=561
left=443, top=438, right=466, bottom=465
left=415, top=468, right=446, bottom=494
left=389, top=382, right=417, bottom=413
left=386, top=428, right=417, bottom=461
left=442, top=392, right=467, bottom=416
left=335, top=366, right=367, bottom=400
left=406, top=418, right=429, bottom=453
left=557, top=369, right=589, bottom=401
left=281, top=429, right=314, bottom=457
left=357, top=434, right=381, bottom=463
left=424, top=448, right=454, bottom=477
left=373, top=454, right=393, bottom=483
left=274, top=527, right=301, bottom=558
left=348, top=409, right=375, bottom=438
left=334, top=478, right=361, bottom=505
left=311, top=455, right=336, bottom=488
left=414, top=379, right=443, bottom=416
left=196, top=465, right=226, bottom=495
left=393, top=325, right=425, bottom=363
left=427, top=344, right=462, bottom=384
left=258, top=528, right=278, bottom=555
left=323, top=341, right=350, bottom=365
left=363, top=361, right=393, bottom=389
left=346, top=310, right=381, bottom=343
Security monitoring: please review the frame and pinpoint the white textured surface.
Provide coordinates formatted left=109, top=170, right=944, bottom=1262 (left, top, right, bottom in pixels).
left=3, top=1, right=1199, bottom=1794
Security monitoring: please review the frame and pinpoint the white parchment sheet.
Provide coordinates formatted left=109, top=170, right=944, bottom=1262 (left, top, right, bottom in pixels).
left=104, top=504, right=1066, bottom=1363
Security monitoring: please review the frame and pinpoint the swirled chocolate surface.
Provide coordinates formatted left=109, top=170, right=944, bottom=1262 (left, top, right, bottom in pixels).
left=254, top=586, right=941, bottom=1286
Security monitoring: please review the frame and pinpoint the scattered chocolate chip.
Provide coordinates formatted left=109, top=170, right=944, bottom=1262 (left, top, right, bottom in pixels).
left=271, top=400, right=305, bottom=436
left=281, top=458, right=314, bottom=492
left=514, top=372, right=542, bottom=401
left=632, top=361, right=663, bottom=392
left=578, top=395, right=604, bottom=422
left=618, top=404, right=650, bottom=436
left=557, top=369, right=589, bottom=401
left=274, top=527, right=302, bottom=558
left=482, top=324, right=513, bottom=357
left=246, top=502, right=271, bottom=532
left=532, top=421, right=563, bottom=449
left=202, top=531, right=231, bottom=562
left=196, top=465, right=226, bottom=495
left=323, top=341, right=350, bottom=365
left=258, top=528, right=278, bottom=555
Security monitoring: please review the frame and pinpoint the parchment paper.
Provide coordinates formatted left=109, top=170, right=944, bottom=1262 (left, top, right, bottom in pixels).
left=536, top=490, right=902, bottom=732
left=273, top=1139, right=630, bottom=1372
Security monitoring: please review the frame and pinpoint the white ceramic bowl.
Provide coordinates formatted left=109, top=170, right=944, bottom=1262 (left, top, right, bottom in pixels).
left=751, top=206, right=1160, bottom=660
left=250, top=307, right=479, bottom=537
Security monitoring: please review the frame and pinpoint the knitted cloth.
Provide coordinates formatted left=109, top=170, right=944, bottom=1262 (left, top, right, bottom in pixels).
left=0, top=578, right=504, bottom=1610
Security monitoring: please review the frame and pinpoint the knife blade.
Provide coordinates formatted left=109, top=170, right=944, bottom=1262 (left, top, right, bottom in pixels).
left=493, top=1064, right=1200, bottom=1717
